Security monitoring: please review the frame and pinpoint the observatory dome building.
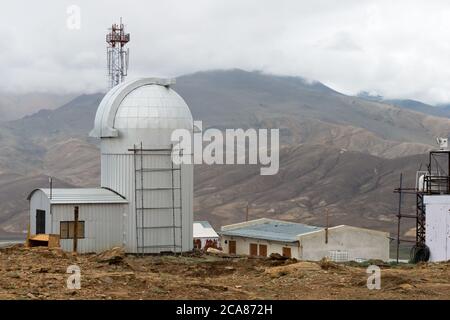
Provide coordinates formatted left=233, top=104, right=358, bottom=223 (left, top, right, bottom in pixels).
left=90, top=78, right=194, bottom=254
left=28, top=78, right=194, bottom=254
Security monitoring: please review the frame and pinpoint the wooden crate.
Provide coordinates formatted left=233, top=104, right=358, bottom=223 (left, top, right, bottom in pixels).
left=27, top=234, right=60, bottom=248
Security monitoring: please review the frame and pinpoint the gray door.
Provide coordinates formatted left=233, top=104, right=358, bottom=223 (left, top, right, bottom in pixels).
left=36, top=210, right=46, bottom=234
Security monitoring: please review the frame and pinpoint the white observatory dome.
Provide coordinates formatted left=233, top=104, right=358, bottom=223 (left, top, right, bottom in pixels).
left=90, top=78, right=193, bottom=153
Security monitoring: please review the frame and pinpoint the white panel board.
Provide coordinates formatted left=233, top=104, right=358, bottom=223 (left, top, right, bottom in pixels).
left=447, top=209, right=450, bottom=260
left=424, top=196, right=450, bottom=262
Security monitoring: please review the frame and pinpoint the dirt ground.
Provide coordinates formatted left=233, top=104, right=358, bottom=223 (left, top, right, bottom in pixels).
left=0, top=245, right=449, bottom=300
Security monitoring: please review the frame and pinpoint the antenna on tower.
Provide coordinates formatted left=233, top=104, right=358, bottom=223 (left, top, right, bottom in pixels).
left=106, top=17, right=130, bottom=89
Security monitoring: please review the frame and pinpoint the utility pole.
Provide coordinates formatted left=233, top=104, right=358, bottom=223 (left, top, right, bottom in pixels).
left=325, top=208, right=329, bottom=244
left=49, top=177, right=53, bottom=200
left=246, top=202, right=249, bottom=222
left=396, top=173, right=403, bottom=264
left=73, top=206, right=79, bottom=253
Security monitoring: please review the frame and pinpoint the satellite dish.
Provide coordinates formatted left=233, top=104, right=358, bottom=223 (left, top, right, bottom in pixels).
left=436, top=137, right=449, bottom=150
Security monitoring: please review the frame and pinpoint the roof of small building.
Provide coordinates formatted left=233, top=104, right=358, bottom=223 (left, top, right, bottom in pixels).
left=27, top=188, right=128, bottom=204
left=220, top=218, right=323, bottom=243
left=193, top=221, right=219, bottom=239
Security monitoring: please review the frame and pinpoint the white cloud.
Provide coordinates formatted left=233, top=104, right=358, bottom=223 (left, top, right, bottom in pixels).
left=2, top=0, right=450, bottom=104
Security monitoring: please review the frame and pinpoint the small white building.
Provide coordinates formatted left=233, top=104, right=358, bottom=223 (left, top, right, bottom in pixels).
left=219, top=218, right=390, bottom=262
left=193, top=221, right=219, bottom=249
left=28, top=188, right=128, bottom=253
left=423, top=195, right=450, bottom=262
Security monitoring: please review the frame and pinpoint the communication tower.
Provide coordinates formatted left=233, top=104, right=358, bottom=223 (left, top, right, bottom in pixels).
left=106, top=18, right=130, bottom=88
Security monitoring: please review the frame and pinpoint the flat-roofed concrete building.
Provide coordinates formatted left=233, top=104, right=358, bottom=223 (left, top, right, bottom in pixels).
left=219, top=218, right=389, bottom=262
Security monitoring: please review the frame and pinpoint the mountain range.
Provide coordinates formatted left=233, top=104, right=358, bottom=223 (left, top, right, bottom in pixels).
left=0, top=69, right=449, bottom=239
left=357, top=91, right=450, bottom=118
left=0, top=92, right=76, bottom=121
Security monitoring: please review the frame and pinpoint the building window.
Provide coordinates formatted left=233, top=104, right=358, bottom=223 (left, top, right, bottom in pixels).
left=259, top=244, right=267, bottom=257
left=60, top=221, right=85, bottom=239
left=282, top=247, right=291, bottom=258
left=228, top=240, right=236, bottom=254
left=249, top=243, right=258, bottom=256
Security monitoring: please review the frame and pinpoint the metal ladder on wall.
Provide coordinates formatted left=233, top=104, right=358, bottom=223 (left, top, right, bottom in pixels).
left=131, top=142, right=183, bottom=255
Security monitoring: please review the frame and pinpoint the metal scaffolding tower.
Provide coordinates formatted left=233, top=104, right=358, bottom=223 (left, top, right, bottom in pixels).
left=131, top=143, right=183, bottom=255
left=106, top=18, right=130, bottom=89
left=394, top=150, right=450, bottom=262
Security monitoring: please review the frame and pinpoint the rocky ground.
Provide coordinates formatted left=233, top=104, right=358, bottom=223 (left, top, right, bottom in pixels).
left=0, top=245, right=449, bottom=300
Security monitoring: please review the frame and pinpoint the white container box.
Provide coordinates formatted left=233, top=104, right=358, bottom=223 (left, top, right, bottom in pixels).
left=423, top=195, right=450, bottom=262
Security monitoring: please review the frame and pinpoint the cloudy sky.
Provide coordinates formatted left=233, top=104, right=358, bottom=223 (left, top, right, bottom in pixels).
left=2, top=0, right=450, bottom=104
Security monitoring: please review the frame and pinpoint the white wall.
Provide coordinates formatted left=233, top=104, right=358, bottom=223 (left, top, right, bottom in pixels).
left=29, top=190, right=51, bottom=234
left=220, top=235, right=301, bottom=259
left=220, top=225, right=390, bottom=262
left=299, top=226, right=390, bottom=261
left=51, top=204, right=126, bottom=253
left=424, top=196, right=450, bottom=262
left=29, top=190, right=127, bottom=254
left=101, top=153, right=193, bottom=253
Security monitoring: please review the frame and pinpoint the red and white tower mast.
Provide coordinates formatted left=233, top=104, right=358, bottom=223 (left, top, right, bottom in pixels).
left=106, top=18, right=130, bottom=89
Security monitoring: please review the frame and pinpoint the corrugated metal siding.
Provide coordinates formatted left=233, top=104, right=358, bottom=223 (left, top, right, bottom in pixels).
left=29, top=190, right=125, bottom=253
left=101, top=154, right=135, bottom=252
left=101, top=153, right=193, bottom=253
left=29, top=189, right=51, bottom=234
left=182, top=162, right=194, bottom=251
left=30, top=188, right=127, bottom=204
left=52, top=204, right=125, bottom=253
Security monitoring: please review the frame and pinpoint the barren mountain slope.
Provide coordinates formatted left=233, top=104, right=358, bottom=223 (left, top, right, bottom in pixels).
left=0, top=92, right=76, bottom=121
left=194, top=144, right=425, bottom=235
left=0, top=70, right=449, bottom=236
left=0, top=174, right=73, bottom=235
left=176, top=70, right=450, bottom=146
